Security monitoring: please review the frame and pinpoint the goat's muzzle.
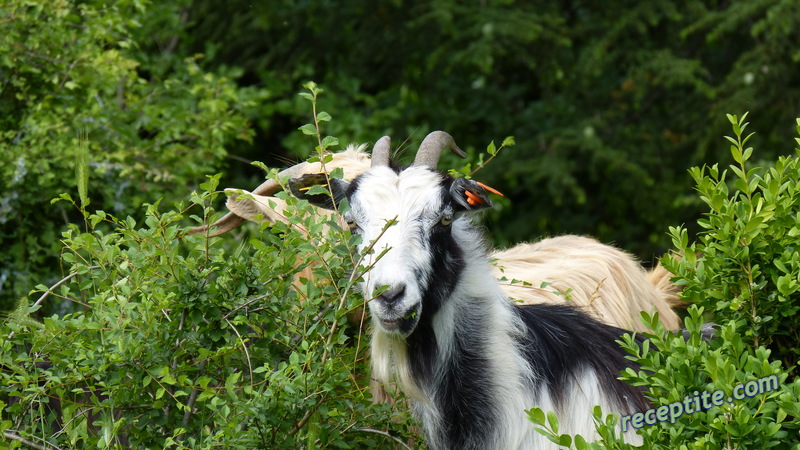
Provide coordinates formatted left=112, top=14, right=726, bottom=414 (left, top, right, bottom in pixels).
left=371, top=284, right=420, bottom=334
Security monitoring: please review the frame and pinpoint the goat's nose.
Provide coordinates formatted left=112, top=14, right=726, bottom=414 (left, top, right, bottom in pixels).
left=376, top=284, right=406, bottom=307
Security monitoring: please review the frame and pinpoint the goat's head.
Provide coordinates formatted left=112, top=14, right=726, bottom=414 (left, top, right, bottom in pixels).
left=290, top=132, right=495, bottom=337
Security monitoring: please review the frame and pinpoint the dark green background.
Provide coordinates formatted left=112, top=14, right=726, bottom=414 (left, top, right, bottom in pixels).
left=3, top=0, right=800, bottom=311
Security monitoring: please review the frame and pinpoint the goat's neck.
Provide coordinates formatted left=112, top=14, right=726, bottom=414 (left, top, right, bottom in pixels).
left=406, top=260, right=530, bottom=449
left=409, top=255, right=523, bottom=385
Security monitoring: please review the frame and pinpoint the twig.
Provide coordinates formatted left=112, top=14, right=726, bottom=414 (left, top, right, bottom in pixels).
left=289, top=398, right=324, bottom=436
left=350, top=427, right=412, bottom=450
left=178, top=360, right=207, bottom=441
left=33, top=266, right=102, bottom=309
left=7, top=266, right=102, bottom=339
left=224, top=318, right=253, bottom=385
left=290, top=222, right=395, bottom=437
left=2, top=430, right=64, bottom=450
left=222, top=292, right=271, bottom=321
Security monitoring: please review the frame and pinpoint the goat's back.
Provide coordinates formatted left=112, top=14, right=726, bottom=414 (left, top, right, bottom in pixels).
left=490, top=235, right=681, bottom=332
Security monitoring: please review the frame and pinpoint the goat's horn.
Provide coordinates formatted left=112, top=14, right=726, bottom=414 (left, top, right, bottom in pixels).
left=413, top=131, right=467, bottom=169
left=185, top=160, right=311, bottom=237
left=371, top=136, right=392, bottom=168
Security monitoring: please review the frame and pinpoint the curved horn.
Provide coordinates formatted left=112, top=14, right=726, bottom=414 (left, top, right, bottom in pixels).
left=413, top=131, right=467, bottom=169
left=371, top=136, right=392, bottom=168
left=185, top=161, right=311, bottom=236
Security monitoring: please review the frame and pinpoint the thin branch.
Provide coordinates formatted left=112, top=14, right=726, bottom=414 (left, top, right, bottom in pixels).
left=350, top=427, right=412, bottom=450
left=178, top=361, right=206, bottom=442
left=289, top=397, right=325, bottom=436
left=319, top=217, right=396, bottom=367
left=291, top=221, right=397, bottom=437
left=33, top=266, right=102, bottom=309
left=470, top=151, right=500, bottom=176
left=163, top=8, right=189, bottom=54
left=224, top=318, right=253, bottom=386
left=7, top=266, right=102, bottom=339
left=182, top=388, right=200, bottom=426
left=222, top=292, right=271, bottom=321
left=3, top=430, right=64, bottom=450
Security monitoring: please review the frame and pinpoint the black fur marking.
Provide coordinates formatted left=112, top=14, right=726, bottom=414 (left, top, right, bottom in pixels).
left=406, top=186, right=465, bottom=385
left=344, top=175, right=362, bottom=200
left=515, top=303, right=650, bottom=414
left=436, top=307, right=500, bottom=448
left=405, top=309, right=438, bottom=387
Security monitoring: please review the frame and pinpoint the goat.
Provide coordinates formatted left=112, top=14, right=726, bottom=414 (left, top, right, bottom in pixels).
left=188, top=146, right=682, bottom=334
left=289, top=132, right=650, bottom=448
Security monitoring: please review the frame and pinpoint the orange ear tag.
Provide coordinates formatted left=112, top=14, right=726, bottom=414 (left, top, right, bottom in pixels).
left=475, top=181, right=504, bottom=197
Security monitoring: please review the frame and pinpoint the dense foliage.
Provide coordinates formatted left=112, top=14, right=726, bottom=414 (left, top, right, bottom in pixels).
left=179, top=0, right=800, bottom=254
left=0, top=1, right=256, bottom=311
left=1, top=157, right=415, bottom=448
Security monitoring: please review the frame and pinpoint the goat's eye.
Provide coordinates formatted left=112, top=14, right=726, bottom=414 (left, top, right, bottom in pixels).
left=439, top=214, right=453, bottom=226
left=345, top=218, right=360, bottom=233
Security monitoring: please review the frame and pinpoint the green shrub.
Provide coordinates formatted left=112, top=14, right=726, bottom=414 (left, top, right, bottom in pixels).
left=528, top=114, right=800, bottom=449
left=666, top=113, right=800, bottom=373
left=0, top=0, right=256, bottom=311
left=0, top=171, right=414, bottom=449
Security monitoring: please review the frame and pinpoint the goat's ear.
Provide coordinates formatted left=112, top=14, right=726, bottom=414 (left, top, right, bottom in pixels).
left=449, top=177, right=493, bottom=212
left=288, top=173, right=350, bottom=210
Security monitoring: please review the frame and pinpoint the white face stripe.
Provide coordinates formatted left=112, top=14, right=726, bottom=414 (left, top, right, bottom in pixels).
left=347, top=167, right=453, bottom=334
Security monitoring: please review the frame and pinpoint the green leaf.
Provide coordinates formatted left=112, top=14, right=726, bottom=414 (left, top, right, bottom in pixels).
left=501, top=136, right=516, bottom=147
left=199, top=173, right=222, bottom=192
left=527, top=407, right=546, bottom=425
left=225, top=371, right=241, bottom=398
left=76, top=129, right=90, bottom=209
left=330, top=167, right=345, bottom=179
left=546, top=411, right=560, bottom=434
left=321, top=135, right=339, bottom=148
left=574, top=434, right=588, bottom=450
left=486, top=140, right=497, bottom=156
left=731, top=144, right=742, bottom=165
left=298, top=123, right=318, bottom=136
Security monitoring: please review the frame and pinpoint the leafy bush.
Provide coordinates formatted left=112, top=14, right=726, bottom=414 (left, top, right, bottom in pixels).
left=528, top=114, right=800, bottom=449
left=0, top=0, right=257, bottom=311
left=666, top=113, right=800, bottom=373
